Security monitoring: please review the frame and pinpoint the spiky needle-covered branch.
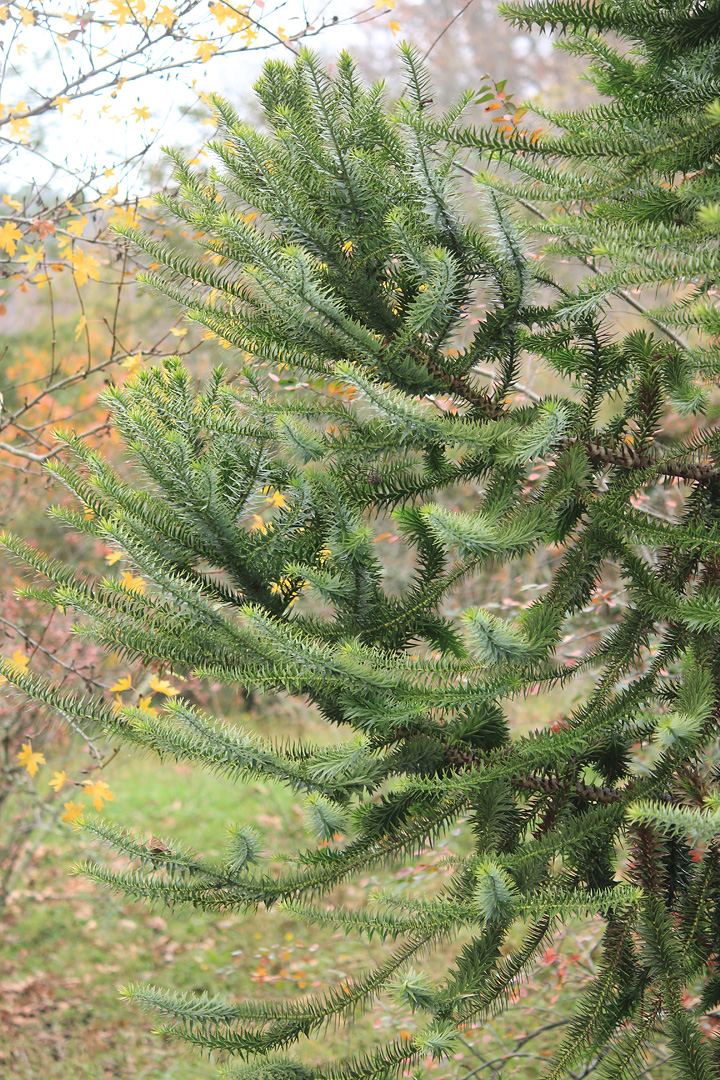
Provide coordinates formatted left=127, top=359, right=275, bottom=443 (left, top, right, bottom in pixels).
left=3, top=10, right=720, bottom=1077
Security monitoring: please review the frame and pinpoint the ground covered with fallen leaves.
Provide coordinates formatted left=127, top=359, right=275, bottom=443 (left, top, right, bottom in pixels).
left=1, top=700, right=607, bottom=1080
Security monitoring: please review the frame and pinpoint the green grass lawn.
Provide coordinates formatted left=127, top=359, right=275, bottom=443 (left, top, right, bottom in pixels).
left=1, top=693, right=608, bottom=1080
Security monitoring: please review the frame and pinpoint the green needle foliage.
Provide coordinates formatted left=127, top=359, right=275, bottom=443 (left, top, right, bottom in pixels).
left=3, top=2, right=720, bottom=1075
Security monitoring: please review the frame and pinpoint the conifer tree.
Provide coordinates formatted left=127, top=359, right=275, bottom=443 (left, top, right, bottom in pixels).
left=3, top=3, right=720, bottom=1076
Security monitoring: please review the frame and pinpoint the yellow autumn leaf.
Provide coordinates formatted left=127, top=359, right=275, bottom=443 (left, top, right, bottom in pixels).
left=120, top=352, right=142, bottom=373
left=83, top=778, right=114, bottom=811
left=48, top=770, right=67, bottom=792
left=208, top=0, right=249, bottom=31
left=74, top=314, right=87, bottom=340
left=16, top=244, right=43, bottom=273
left=137, top=695, right=158, bottom=717
left=194, top=36, right=218, bottom=63
left=265, top=490, right=286, bottom=508
left=108, top=205, right=139, bottom=229
left=270, top=575, right=293, bottom=595
left=18, top=6, right=35, bottom=24
left=0, top=649, right=30, bottom=684
left=120, top=570, right=145, bottom=593
left=105, top=549, right=123, bottom=564
left=8, top=116, right=30, bottom=143
left=110, top=674, right=132, bottom=692
left=10, top=648, right=29, bottom=671
left=169, top=326, right=187, bottom=337
left=0, top=220, right=22, bottom=256
left=153, top=3, right=175, bottom=26
left=208, top=1, right=230, bottom=22
left=65, top=215, right=87, bottom=237
left=3, top=193, right=21, bottom=210
left=17, top=741, right=45, bottom=778
left=61, top=800, right=84, bottom=826
left=108, top=0, right=133, bottom=24
left=250, top=514, right=268, bottom=534
left=69, top=248, right=101, bottom=286
left=132, top=105, right=150, bottom=121
left=149, top=675, right=179, bottom=696
left=389, top=19, right=401, bottom=33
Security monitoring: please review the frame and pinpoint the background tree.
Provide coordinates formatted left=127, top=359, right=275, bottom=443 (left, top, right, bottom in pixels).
left=0, top=0, right=383, bottom=469
left=0, top=0, right=392, bottom=913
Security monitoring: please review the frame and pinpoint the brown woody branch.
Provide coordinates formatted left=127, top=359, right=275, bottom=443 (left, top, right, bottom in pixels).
left=438, top=740, right=628, bottom=805
left=577, top=437, right=720, bottom=482
left=425, top=356, right=503, bottom=418
left=511, top=772, right=627, bottom=805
